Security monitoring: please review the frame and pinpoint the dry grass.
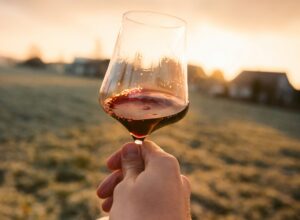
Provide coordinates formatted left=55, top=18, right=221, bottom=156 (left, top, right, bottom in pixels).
left=0, top=66, right=300, bottom=220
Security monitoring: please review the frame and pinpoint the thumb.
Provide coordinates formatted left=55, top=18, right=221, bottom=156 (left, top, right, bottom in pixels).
left=121, top=143, right=144, bottom=180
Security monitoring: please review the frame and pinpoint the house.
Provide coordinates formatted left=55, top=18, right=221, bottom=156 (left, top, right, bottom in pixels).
left=0, top=55, right=17, bottom=66
left=47, top=62, right=66, bottom=74
left=65, top=58, right=109, bottom=78
left=229, top=71, right=295, bottom=105
left=188, top=64, right=207, bottom=91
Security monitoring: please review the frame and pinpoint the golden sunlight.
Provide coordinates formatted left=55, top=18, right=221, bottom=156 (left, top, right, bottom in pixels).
left=0, top=0, right=300, bottom=88
left=188, top=24, right=246, bottom=77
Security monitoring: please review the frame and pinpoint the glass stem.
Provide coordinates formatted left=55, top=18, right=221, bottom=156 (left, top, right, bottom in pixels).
left=134, top=139, right=143, bottom=145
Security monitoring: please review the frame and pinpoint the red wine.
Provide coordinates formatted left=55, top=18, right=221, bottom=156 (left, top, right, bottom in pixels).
left=102, top=88, right=188, bottom=140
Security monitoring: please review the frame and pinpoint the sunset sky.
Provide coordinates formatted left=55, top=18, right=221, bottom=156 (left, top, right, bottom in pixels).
left=1, top=0, right=300, bottom=88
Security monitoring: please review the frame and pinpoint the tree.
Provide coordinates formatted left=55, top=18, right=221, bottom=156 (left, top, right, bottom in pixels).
left=210, top=69, right=225, bottom=81
left=92, top=39, right=102, bottom=59
left=21, top=44, right=45, bottom=68
left=27, top=44, right=42, bottom=59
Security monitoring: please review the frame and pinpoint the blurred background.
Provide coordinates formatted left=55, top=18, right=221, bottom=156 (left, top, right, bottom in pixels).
left=0, top=0, right=300, bottom=219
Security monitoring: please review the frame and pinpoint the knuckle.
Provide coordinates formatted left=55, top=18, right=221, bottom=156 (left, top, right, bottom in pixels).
left=167, top=154, right=179, bottom=165
left=159, top=154, right=180, bottom=170
left=181, top=175, right=191, bottom=192
left=113, top=180, right=126, bottom=195
left=123, top=159, right=144, bottom=171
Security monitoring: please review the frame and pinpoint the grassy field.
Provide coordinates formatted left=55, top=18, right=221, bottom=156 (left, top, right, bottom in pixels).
left=0, top=66, right=300, bottom=220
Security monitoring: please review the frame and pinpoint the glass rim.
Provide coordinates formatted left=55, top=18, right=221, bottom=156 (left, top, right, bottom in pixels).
left=123, top=10, right=187, bottom=29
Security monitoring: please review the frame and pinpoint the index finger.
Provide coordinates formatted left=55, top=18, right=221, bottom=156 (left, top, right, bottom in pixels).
left=106, top=142, right=137, bottom=170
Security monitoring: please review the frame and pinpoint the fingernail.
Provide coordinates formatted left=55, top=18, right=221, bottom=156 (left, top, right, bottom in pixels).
left=122, top=144, right=139, bottom=159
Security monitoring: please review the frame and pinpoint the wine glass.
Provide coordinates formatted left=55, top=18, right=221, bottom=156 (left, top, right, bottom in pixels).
left=99, top=10, right=188, bottom=145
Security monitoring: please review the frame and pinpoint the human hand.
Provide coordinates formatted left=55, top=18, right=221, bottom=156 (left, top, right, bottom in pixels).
left=97, top=140, right=191, bottom=220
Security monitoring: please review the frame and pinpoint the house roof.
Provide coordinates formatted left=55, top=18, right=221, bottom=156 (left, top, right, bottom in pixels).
left=231, top=70, right=293, bottom=89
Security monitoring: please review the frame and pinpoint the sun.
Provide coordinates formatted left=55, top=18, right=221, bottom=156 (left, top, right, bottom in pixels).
left=187, top=24, right=247, bottom=78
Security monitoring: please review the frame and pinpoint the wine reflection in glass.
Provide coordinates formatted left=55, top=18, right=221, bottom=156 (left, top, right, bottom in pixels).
left=99, top=11, right=189, bottom=145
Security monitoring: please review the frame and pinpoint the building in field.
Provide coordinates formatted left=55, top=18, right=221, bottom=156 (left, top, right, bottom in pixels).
left=65, top=58, right=109, bottom=78
left=187, top=64, right=207, bottom=91
left=229, top=70, right=296, bottom=106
